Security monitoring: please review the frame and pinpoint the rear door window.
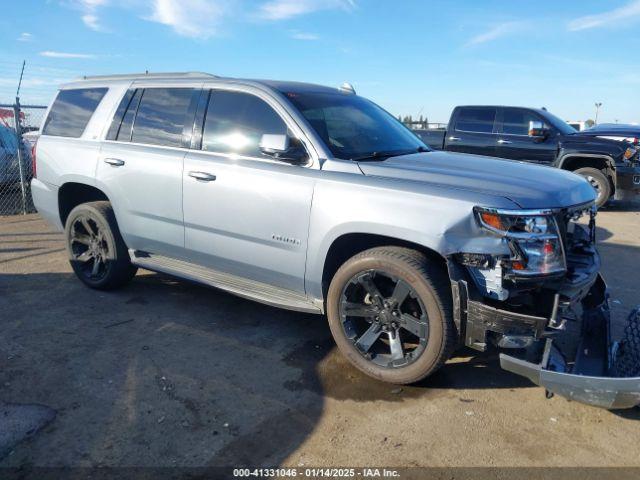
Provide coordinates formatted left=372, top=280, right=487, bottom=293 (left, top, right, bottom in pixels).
left=454, top=107, right=497, bottom=133
left=106, top=89, right=136, bottom=141
left=201, top=90, right=288, bottom=157
left=130, top=88, right=194, bottom=147
left=42, top=88, right=108, bottom=138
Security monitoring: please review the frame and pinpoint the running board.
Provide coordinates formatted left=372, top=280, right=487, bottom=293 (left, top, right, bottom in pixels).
left=129, top=250, right=323, bottom=314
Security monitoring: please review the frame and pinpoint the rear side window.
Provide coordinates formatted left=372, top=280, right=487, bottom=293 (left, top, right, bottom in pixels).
left=201, top=90, right=288, bottom=157
left=42, top=88, right=107, bottom=137
left=455, top=107, right=497, bottom=133
left=502, top=109, right=547, bottom=135
left=130, top=88, right=193, bottom=147
left=106, top=89, right=136, bottom=141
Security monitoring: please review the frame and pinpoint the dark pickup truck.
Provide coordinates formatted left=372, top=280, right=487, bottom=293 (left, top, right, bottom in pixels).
left=415, top=106, right=640, bottom=207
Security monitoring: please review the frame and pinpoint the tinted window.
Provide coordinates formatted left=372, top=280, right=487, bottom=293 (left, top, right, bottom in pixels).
left=115, top=89, right=142, bottom=142
left=202, top=90, right=287, bottom=157
left=42, top=88, right=107, bottom=137
left=502, top=109, right=547, bottom=135
left=106, top=89, right=136, bottom=141
left=455, top=108, right=496, bottom=133
left=131, top=88, right=193, bottom=147
left=542, top=111, right=577, bottom=135
left=285, top=92, right=424, bottom=160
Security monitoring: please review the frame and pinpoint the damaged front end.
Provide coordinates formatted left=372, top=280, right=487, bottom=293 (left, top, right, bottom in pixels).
left=449, top=202, right=640, bottom=409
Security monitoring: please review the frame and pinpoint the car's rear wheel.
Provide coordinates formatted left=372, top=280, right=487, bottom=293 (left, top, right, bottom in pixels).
left=574, top=167, right=611, bottom=208
left=326, top=247, right=456, bottom=384
left=65, top=201, right=137, bottom=290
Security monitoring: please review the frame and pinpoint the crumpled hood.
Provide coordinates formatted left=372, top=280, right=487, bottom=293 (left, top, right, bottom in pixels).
left=358, top=151, right=596, bottom=209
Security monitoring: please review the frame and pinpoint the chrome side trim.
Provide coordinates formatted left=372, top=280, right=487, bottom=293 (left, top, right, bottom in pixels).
left=129, top=250, right=323, bottom=314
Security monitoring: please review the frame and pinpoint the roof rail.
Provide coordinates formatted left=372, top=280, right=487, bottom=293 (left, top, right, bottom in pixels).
left=79, top=72, right=218, bottom=81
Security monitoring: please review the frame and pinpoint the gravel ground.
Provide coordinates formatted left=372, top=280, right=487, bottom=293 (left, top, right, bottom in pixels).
left=0, top=206, right=639, bottom=469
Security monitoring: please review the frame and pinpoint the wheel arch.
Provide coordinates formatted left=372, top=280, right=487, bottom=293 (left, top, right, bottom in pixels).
left=58, top=182, right=110, bottom=226
left=558, top=153, right=614, bottom=170
left=558, top=153, right=616, bottom=195
left=319, top=232, right=448, bottom=301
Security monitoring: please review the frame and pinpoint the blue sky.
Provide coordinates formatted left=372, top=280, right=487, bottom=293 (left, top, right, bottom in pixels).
left=2, top=0, right=639, bottom=123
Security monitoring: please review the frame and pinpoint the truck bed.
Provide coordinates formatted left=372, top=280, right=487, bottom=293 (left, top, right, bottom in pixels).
left=412, top=129, right=446, bottom=150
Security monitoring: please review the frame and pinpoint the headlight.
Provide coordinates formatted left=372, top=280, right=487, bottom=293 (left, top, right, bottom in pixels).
left=624, top=147, right=637, bottom=161
left=474, top=207, right=566, bottom=276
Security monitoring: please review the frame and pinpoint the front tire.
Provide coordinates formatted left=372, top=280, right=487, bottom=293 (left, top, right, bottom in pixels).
left=574, top=167, right=611, bottom=208
left=326, top=247, right=456, bottom=384
left=65, top=201, right=137, bottom=290
left=612, top=307, right=640, bottom=378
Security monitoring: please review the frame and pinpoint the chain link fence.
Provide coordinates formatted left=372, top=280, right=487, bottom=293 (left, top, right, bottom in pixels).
left=0, top=103, right=47, bottom=215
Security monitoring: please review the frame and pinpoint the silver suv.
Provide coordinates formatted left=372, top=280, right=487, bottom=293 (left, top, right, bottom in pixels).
left=32, top=72, right=639, bottom=408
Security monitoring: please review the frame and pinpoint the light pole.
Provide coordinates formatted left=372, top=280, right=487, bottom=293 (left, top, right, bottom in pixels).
left=594, top=102, right=602, bottom=125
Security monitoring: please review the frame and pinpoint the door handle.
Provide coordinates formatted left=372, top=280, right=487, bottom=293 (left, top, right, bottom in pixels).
left=448, top=136, right=461, bottom=142
left=497, top=139, right=512, bottom=144
left=188, top=171, right=217, bottom=182
left=104, top=158, right=125, bottom=167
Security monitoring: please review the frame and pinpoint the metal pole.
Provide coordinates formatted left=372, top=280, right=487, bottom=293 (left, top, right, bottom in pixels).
left=13, top=98, right=28, bottom=215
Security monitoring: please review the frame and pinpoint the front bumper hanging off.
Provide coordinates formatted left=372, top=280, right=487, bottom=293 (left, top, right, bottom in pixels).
left=499, top=276, right=640, bottom=409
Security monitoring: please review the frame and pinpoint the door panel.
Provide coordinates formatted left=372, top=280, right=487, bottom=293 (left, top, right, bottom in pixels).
left=183, top=152, right=315, bottom=293
left=97, top=142, right=185, bottom=257
left=182, top=88, right=315, bottom=294
left=496, top=108, right=558, bottom=164
left=445, top=107, right=498, bottom=157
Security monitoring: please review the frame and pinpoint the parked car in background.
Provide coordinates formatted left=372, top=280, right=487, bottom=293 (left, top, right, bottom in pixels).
left=0, top=124, right=32, bottom=184
left=22, top=129, right=40, bottom=150
left=566, top=120, right=588, bottom=131
left=414, top=106, right=640, bottom=207
left=581, top=123, right=639, bottom=146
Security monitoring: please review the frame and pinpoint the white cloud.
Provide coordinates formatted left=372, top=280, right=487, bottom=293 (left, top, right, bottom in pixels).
left=67, top=0, right=110, bottom=31
left=146, top=0, right=227, bottom=38
left=82, top=14, right=103, bottom=31
left=290, top=31, right=319, bottom=40
left=17, top=32, right=33, bottom=42
left=39, top=51, right=97, bottom=59
left=568, top=0, right=640, bottom=31
left=464, top=21, right=523, bottom=47
left=258, top=0, right=355, bottom=21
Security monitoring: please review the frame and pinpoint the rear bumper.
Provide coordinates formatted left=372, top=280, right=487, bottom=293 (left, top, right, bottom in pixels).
left=500, top=277, right=640, bottom=409
left=615, top=164, right=640, bottom=198
left=30, top=178, right=63, bottom=230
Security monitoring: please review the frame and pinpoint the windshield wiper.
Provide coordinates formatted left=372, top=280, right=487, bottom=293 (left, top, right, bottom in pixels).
left=350, top=146, right=429, bottom=162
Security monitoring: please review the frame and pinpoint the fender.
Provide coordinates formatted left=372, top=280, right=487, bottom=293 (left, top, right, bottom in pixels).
left=557, top=152, right=616, bottom=185
left=557, top=152, right=616, bottom=171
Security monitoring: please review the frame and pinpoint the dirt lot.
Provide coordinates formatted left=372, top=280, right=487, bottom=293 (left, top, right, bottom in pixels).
left=1, top=206, right=639, bottom=469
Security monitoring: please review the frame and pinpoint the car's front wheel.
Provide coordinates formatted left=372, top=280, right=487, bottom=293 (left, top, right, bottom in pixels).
left=64, top=201, right=137, bottom=290
left=326, top=247, right=456, bottom=384
left=574, top=167, right=611, bottom=208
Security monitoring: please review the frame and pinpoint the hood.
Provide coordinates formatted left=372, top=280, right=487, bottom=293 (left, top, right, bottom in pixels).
left=357, top=151, right=596, bottom=209
left=561, top=133, right=627, bottom=154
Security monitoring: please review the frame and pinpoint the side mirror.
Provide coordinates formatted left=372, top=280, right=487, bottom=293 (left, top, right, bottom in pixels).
left=528, top=120, right=548, bottom=139
left=259, top=134, right=307, bottom=163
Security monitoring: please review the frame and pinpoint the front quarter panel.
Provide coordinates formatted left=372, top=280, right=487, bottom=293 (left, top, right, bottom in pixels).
left=305, top=167, right=518, bottom=300
left=558, top=136, right=625, bottom=166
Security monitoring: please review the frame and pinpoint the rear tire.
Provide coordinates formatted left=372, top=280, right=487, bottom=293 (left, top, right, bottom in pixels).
left=326, top=247, right=456, bottom=384
left=574, top=167, right=611, bottom=208
left=64, top=201, right=137, bottom=290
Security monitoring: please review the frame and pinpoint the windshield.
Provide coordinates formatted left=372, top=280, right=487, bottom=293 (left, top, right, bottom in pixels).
left=284, top=91, right=426, bottom=160
left=541, top=111, right=577, bottom=135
